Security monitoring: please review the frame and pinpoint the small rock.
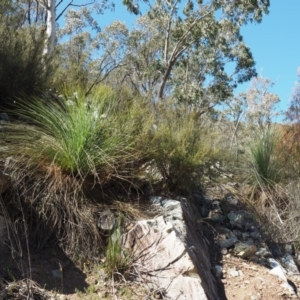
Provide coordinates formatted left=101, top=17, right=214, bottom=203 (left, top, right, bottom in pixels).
left=98, top=209, right=115, bottom=231
left=229, top=268, right=241, bottom=277
left=251, top=294, right=261, bottom=300
left=256, top=248, right=272, bottom=258
left=228, top=210, right=254, bottom=229
left=225, top=195, right=239, bottom=205
left=283, top=244, right=294, bottom=255
left=234, top=242, right=257, bottom=259
left=269, top=266, right=287, bottom=281
left=281, top=253, right=299, bottom=274
left=0, top=113, right=9, bottom=123
left=241, top=232, right=250, bottom=240
left=250, top=230, right=261, bottom=240
left=221, top=248, right=228, bottom=255
left=268, top=258, right=284, bottom=269
left=214, top=265, right=223, bottom=278
left=208, top=210, right=224, bottom=223
left=219, top=237, right=238, bottom=249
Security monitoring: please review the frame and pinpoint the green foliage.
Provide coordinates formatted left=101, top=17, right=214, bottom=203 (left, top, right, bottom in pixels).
left=139, top=102, right=219, bottom=192
left=0, top=23, right=49, bottom=106
left=0, top=85, right=148, bottom=256
left=3, top=85, right=142, bottom=178
left=104, top=217, right=132, bottom=278
left=247, top=129, right=281, bottom=187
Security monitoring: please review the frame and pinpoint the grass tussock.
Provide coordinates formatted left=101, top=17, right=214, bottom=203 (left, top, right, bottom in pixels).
left=1, top=86, right=146, bottom=256
left=247, top=128, right=282, bottom=187
left=4, top=86, right=141, bottom=178
left=104, top=217, right=132, bottom=278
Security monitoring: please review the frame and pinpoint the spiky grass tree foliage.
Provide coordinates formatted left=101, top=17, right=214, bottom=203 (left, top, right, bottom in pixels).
left=248, top=128, right=282, bottom=188
left=0, top=86, right=145, bottom=256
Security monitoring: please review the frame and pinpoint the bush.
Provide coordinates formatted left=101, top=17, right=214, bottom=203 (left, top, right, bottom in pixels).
left=247, top=128, right=282, bottom=187
left=0, top=23, right=50, bottom=107
left=138, top=102, right=219, bottom=193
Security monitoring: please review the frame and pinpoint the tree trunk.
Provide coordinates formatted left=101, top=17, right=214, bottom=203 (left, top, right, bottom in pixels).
left=43, top=0, right=56, bottom=57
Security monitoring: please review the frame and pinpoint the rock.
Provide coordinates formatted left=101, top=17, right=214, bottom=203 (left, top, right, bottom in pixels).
left=269, top=266, right=287, bottom=281
left=219, top=237, right=238, bottom=249
left=250, top=230, right=261, bottom=240
left=208, top=210, right=224, bottom=223
left=268, top=242, right=283, bottom=257
left=122, top=197, right=219, bottom=300
left=281, top=253, right=299, bottom=274
left=227, top=210, right=254, bottom=229
left=283, top=244, right=294, bottom=255
left=97, top=209, right=115, bottom=231
left=0, top=171, right=11, bottom=194
left=269, top=265, right=296, bottom=295
left=241, top=232, right=250, bottom=241
left=193, top=194, right=211, bottom=217
left=251, top=294, right=261, bottom=300
left=225, top=194, right=239, bottom=206
left=268, top=258, right=285, bottom=270
left=214, top=265, right=223, bottom=278
left=229, top=268, right=243, bottom=277
left=255, top=248, right=272, bottom=258
left=280, top=281, right=296, bottom=295
left=234, top=242, right=257, bottom=259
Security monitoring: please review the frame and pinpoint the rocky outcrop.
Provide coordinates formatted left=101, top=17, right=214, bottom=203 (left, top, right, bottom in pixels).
left=122, top=197, right=218, bottom=300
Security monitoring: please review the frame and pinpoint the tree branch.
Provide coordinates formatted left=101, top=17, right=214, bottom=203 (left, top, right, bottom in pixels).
left=164, top=0, right=179, bottom=63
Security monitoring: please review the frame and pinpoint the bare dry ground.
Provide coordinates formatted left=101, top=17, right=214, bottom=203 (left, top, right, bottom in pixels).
left=219, top=255, right=300, bottom=300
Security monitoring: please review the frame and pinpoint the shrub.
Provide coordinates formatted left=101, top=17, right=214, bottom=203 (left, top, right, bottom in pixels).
left=138, top=102, right=219, bottom=193
left=0, top=24, right=50, bottom=108
left=247, top=128, right=282, bottom=187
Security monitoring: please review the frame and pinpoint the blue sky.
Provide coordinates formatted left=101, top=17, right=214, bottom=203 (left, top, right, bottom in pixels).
left=238, top=1, right=300, bottom=115
left=97, top=1, right=300, bottom=115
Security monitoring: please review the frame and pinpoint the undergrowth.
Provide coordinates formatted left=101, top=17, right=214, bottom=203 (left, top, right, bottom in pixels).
left=0, top=85, right=217, bottom=257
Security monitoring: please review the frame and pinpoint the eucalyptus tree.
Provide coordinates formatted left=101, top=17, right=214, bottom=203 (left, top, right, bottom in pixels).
left=244, top=76, right=280, bottom=131
left=222, top=76, right=279, bottom=159
left=117, top=0, right=270, bottom=107
left=3, top=0, right=114, bottom=57
left=55, top=13, right=130, bottom=91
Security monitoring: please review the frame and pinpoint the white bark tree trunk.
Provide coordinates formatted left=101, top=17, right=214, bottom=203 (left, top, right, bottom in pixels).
left=43, top=0, right=56, bottom=57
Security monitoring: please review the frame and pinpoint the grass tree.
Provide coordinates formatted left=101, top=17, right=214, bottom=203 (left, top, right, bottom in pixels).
left=0, top=86, right=148, bottom=255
